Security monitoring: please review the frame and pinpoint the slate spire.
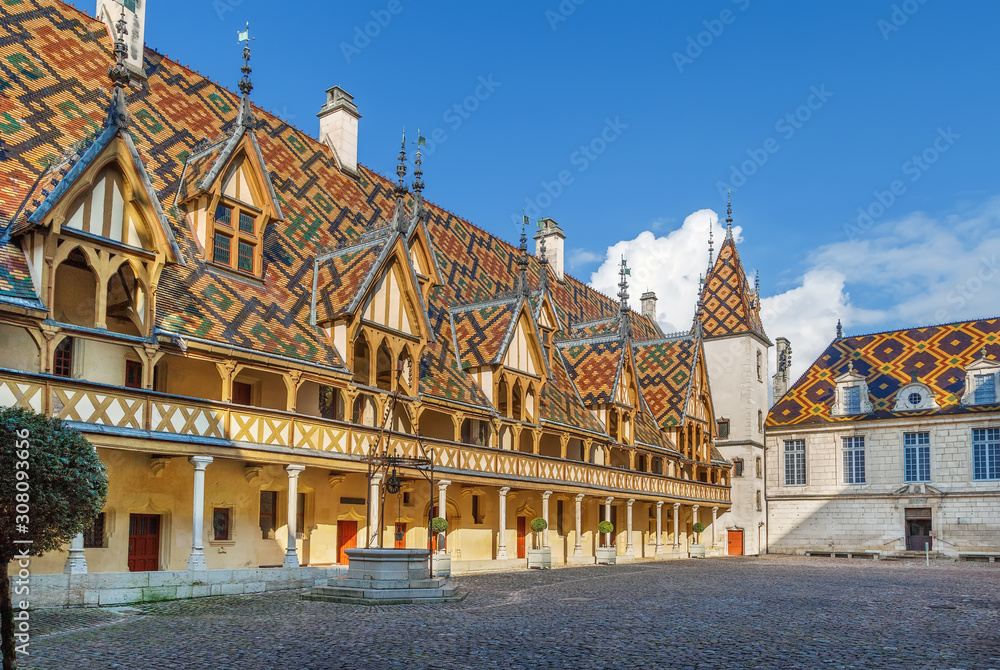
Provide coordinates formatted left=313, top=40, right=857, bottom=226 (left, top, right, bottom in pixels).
left=725, top=189, right=734, bottom=239
left=105, top=7, right=131, bottom=130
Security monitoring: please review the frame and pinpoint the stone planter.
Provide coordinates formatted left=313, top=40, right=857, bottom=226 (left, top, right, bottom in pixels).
left=689, top=544, right=706, bottom=558
left=527, top=548, right=551, bottom=569
left=431, top=553, right=451, bottom=577
left=595, top=547, right=617, bottom=565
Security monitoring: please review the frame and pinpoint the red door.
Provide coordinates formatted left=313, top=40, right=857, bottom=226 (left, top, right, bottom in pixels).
left=727, top=529, right=744, bottom=556
left=516, top=517, right=526, bottom=559
left=232, top=381, right=252, bottom=405
left=394, top=523, right=407, bottom=549
left=337, top=520, right=357, bottom=564
left=127, top=514, right=160, bottom=572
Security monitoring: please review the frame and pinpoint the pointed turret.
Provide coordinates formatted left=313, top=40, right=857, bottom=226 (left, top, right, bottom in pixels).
left=698, top=195, right=767, bottom=340
left=617, top=257, right=632, bottom=340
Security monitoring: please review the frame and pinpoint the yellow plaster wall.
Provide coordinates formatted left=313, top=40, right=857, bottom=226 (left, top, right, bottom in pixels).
left=0, top=324, right=39, bottom=372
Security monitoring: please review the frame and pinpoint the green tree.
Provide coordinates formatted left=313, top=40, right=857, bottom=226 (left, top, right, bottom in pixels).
left=0, top=408, right=107, bottom=670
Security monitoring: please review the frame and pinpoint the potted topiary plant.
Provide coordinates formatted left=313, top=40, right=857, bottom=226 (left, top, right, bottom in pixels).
left=596, top=520, right=616, bottom=564
left=527, top=517, right=551, bottom=569
left=690, top=522, right=706, bottom=558
left=431, top=516, right=451, bottom=576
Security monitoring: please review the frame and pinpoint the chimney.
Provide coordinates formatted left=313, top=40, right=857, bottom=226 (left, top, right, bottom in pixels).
left=640, top=292, right=657, bottom=322
left=97, top=0, right=146, bottom=77
left=534, top=217, right=565, bottom=281
left=772, top=337, right=792, bottom=404
left=317, top=86, right=361, bottom=176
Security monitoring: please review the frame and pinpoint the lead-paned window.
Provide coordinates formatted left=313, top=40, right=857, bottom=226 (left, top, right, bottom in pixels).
left=83, top=512, right=105, bottom=548
left=975, top=375, right=996, bottom=404
left=213, top=507, right=232, bottom=541
left=973, top=428, right=1000, bottom=481
left=53, top=338, right=74, bottom=378
left=904, top=432, right=931, bottom=483
left=237, top=240, right=254, bottom=273
left=842, top=436, right=866, bottom=484
left=784, top=439, right=806, bottom=486
left=259, top=490, right=278, bottom=539
left=239, top=210, right=255, bottom=234
left=213, top=232, right=231, bottom=265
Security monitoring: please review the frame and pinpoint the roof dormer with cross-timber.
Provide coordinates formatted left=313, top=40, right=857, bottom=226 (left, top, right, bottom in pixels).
left=5, top=9, right=180, bottom=338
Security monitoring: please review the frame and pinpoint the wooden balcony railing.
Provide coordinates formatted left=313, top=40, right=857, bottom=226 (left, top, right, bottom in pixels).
left=0, top=369, right=730, bottom=504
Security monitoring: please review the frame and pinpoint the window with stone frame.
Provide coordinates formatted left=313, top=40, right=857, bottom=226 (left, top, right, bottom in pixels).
left=755, top=456, right=763, bottom=479
left=213, top=507, right=233, bottom=542
left=904, top=432, right=931, bottom=483
left=53, top=337, right=74, bottom=378
left=842, top=436, right=866, bottom=485
left=125, top=359, right=143, bottom=389
left=716, top=419, right=730, bottom=439
left=757, top=350, right=763, bottom=381
left=844, top=386, right=862, bottom=415
left=973, top=427, right=1000, bottom=481
left=784, top=439, right=806, bottom=486
left=259, top=490, right=278, bottom=539
left=755, top=490, right=763, bottom=512
left=732, top=458, right=744, bottom=477
left=296, top=492, right=306, bottom=538
left=83, top=512, right=106, bottom=548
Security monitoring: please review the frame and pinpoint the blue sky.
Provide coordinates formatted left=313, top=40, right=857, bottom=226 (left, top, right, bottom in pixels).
left=143, top=0, right=1000, bottom=377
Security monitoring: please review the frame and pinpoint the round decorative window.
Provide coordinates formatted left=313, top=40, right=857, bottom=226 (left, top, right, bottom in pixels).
left=908, top=392, right=922, bottom=405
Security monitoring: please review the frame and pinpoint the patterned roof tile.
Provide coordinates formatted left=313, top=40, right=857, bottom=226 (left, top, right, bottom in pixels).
left=699, top=234, right=766, bottom=340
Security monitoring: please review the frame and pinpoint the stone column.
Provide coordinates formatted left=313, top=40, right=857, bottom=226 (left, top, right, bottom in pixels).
left=625, top=499, right=635, bottom=556
left=673, top=503, right=681, bottom=549
left=437, top=480, right=451, bottom=554
left=497, top=486, right=510, bottom=559
left=604, top=496, right=614, bottom=548
left=63, top=533, right=87, bottom=574
left=541, top=491, right=552, bottom=548
left=655, top=501, right=664, bottom=555
left=711, top=506, right=719, bottom=548
left=283, top=464, right=306, bottom=568
left=368, top=473, right=383, bottom=548
left=187, top=456, right=213, bottom=570
left=573, top=494, right=585, bottom=556
left=692, top=504, right=700, bottom=545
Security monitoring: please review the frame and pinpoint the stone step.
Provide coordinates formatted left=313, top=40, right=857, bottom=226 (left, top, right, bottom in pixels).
left=309, top=584, right=461, bottom=600
left=331, top=577, right=449, bottom=590
left=301, top=591, right=467, bottom=605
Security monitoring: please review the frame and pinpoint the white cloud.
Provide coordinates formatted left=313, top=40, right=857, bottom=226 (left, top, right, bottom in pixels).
left=588, top=209, right=734, bottom=333
left=567, top=248, right=602, bottom=270
left=588, top=196, right=1000, bottom=393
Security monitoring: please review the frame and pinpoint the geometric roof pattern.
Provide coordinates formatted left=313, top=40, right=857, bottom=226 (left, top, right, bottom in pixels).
left=559, top=336, right=623, bottom=406
left=699, top=231, right=767, bottom=341
left=449, top=298, right=520, bottom=369
left=0, top=0, right=709, bottom=444
left=632, top=336, right=700, bottom=429
left=767, top=317, right=1000, bottom=427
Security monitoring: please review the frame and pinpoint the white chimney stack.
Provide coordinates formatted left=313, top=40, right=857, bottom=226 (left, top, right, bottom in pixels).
left=534, top=218, right=565, bottom=281
left=318, top=86, right=361, bottom=176
left=97, top=0, right=146, bottom=77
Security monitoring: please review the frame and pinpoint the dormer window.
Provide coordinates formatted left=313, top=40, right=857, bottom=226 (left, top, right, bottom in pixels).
left=209, top=199, right=261, bottom=275
left=961, top=350, right=1000, bottom=406
left=831, top=362, right=873, bottom=417
left=975, top=374, right=996, bottom=404
left=893, top=381, right=939, bottom=412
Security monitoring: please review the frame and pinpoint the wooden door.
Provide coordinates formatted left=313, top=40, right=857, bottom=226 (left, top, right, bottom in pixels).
left=337, top=520, right=357, bottom=564
left=516, top=517, right=526, bottom=559
left=232, top=381, right=252, bottom=405
left=905, top=508, right=932, bottom=551
left=727, top=529, right=744, bottom=556
left=394, top=523, right=407, bottom=549
left=127, top=514, right=160, bottom=572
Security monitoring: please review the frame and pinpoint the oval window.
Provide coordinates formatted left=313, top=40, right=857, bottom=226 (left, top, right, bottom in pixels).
left=908, top=392, right=922, bottom=405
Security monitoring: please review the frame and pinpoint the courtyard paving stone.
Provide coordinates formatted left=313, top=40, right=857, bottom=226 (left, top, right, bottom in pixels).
left=21, top=556, right=1000, bottom=669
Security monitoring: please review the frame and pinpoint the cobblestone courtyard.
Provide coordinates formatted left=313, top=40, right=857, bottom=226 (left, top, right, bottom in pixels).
left=21, top=556, right=1000, bottom=670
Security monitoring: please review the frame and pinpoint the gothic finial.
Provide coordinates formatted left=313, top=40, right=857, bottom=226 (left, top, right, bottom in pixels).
left=836, top=319, right=843, bottom=340
left=104, top=7, right=131, bottom=130
left=236, top=23, right=256, bottom=128
left=516, top=216, right=529, bottom=297
left=412, top=130, right=424, bottom=196
left=618, top=257, right=632, bottom=339
left=982, top=347, right=989, bottom=360
left=394, top=128, right=408, bottom=200
left=754, top=269, right=760, bottom=297
left=707, top=220, right=715, bottom=270
left=725, top=189, right=733, bottom=238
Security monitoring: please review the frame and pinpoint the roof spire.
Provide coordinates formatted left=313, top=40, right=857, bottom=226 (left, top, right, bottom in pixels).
left=836, top=319, right=843, bottom=340
left=725, top=189, right=733, bottom=239
left=104, top=7, right=131, bottom=130
left=707, top=219, right=715, bottom=272
left=617, top=256, right=632, bottom=339
left=236, top=22, right=256, bottom=129
left=516, top=216, right=529, bottom=297
left=411, top=130, right=424, bottom=197
left=537, top=215, right=550, bottom=293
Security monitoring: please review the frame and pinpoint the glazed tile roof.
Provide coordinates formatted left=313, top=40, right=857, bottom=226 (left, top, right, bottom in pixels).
left=0, top=0, right=700, bottom=443
left=699, top=232, right=767, bottom=341
left=768, top=318, right=1000, bottom=427
left=559, top=336, right=623, bottom=406
left=634, top=408, right=676, bottom=451
left=450, top=298, right=519, bottom=369
left=633, top=336, right=699, bottom=429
